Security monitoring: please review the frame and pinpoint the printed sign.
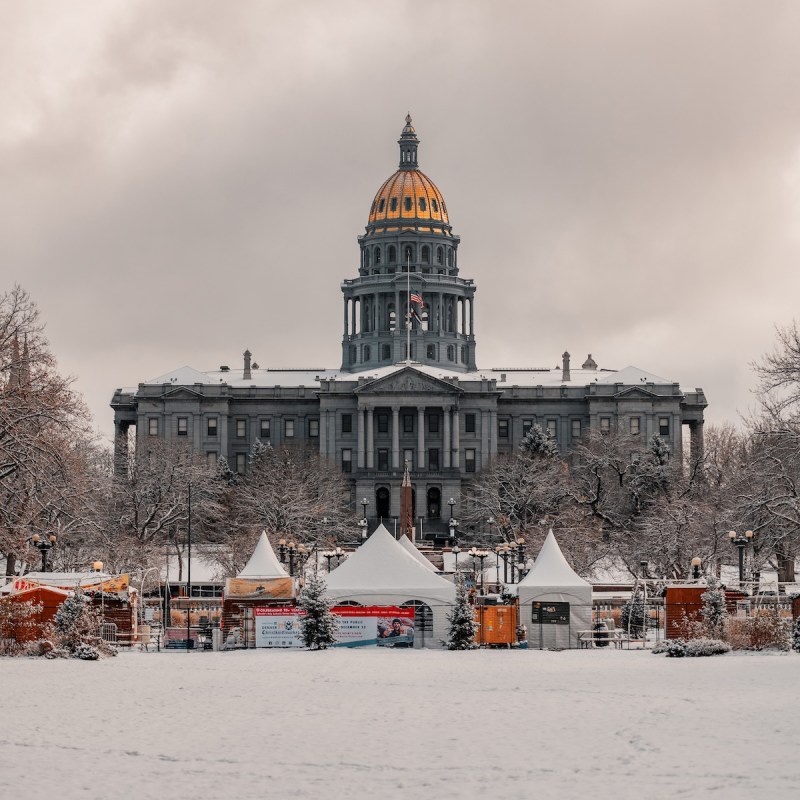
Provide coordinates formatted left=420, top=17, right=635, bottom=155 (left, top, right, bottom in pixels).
left=253, top=606, right=415, bottom=648
left=531, top=601, right=570, bottom=625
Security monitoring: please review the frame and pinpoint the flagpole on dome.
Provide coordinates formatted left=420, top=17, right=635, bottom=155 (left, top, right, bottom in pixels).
left=406, top=254, right=411, bottom=365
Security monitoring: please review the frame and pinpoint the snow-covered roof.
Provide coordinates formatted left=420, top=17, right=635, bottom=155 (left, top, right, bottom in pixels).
left=518, top=530, right=591, bottom=590
left=397, top=535, right=438, bottom=572
left=326, top=524, right=455, bottom=602
left=238, top=532, right=288, bottom=579
left=130, top=360, right=679, bottom=392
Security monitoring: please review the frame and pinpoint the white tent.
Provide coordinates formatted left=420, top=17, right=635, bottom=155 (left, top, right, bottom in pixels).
left=517, top=530, right=593, bottom=649
left=326, top=524, right=456, bottom=647
left=397, top=534, right=438, bottom=573
left=238, top=532, right=288, bottom=578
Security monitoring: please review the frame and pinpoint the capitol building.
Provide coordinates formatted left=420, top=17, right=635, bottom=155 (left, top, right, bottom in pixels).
left=112, top=117, right=707, bottom=536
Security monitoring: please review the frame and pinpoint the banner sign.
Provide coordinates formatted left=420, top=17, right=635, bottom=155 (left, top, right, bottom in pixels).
left=225, top=577, right=294, bottom=600
left=531, top=601, right=570, bottom=625
left=253, top=606, right=415, bottom=648
left=12, top=574, right=130, bottom=596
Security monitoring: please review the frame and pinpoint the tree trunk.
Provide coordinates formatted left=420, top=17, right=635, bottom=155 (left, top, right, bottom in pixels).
left=776, top=548, right=796, bottom=583
left=5, top=552, right=15, bottom=577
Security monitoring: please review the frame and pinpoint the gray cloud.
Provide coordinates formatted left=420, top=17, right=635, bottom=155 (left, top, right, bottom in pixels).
left=3, top=1, right=800, bottom=441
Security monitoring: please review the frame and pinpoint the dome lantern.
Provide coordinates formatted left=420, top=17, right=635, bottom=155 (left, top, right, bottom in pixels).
left=398, top=113, right=419, bottom=170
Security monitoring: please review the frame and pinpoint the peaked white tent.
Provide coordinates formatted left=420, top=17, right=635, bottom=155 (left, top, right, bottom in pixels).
left=517, top=530, right=592, bottom=649
left=398, top=534, right=438, bottom=573
left=238, top=532, right=288, bottom=578
left=326, top=524, right=455, bottom=647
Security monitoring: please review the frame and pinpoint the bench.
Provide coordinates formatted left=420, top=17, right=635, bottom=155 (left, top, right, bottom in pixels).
left=165, top=638, right=195, bottom=650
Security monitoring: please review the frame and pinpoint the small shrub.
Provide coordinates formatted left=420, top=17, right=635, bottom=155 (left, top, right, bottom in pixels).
left=665, top=640, right=687, bottom=658
left=726, top=608, right=790, bottom=651
left=74, top=644, right=100, bottom=661
left=684, top=638, right=730, bottom=657
left=793, top=617, right=800, bottom=653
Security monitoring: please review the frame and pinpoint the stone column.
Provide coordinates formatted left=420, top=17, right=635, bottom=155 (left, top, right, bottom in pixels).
left=357, top=405, right=365, bottom=469
left=417, top=406, right=426, bottom=470
left=343, top=297, right=349, bottom=337
left=460, top=298, right=466, bottom=336
left=451, top=407, right=460, bottom=468
left=490, top=410, right=498, bottom=456
left=481, top=410, right=490, bottom=468
left=438, top=292, right=443, bottom=332
left=394, top=289, right=400, bottom=332
left=351, top=298, right=357, bottom=337
left=391, top=406, right=400, bottom=469
left=319, top=410, right=328, bottom=456
left=469, top=297, right=474, bottom=336
left=443, top=405, right=451, bottom=468
left=366, top=406, right=375, bottom=469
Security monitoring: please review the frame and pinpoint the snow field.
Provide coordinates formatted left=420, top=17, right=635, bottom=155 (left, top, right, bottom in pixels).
left=0, top=648, right=796, bottom=800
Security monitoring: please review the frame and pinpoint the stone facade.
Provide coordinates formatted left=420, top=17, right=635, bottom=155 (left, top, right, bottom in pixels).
left=111, top=118, right=706, bottom=537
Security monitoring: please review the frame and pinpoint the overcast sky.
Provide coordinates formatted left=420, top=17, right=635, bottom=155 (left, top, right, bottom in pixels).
left=4, top=1, right=800, bottom=442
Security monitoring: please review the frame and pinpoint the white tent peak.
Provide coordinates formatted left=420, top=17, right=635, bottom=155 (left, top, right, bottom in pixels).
left=326, top=524, right=453, bottom=595
left=398, top=533, right=438, bottom=572
left=518, top=529, right=590, bottom=588
left=238, top=531, right=288, bottom=578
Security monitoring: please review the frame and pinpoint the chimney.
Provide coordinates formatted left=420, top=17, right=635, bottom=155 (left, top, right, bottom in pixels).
left=562, top=351, right=571, bottom=382
left=243, top=349, right=252, bottom=380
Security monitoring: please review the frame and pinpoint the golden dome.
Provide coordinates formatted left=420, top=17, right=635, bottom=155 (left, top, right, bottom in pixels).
left=368, top=169, right=449, bottom=229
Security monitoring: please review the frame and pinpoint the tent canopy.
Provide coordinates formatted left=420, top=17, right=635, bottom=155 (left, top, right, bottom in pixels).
left=326, top=524, right=455, bottom=605
left=238, top=532, right=288, bottom=579
left=398, top=534, right=438, bottom=573
left=518, top=530, right=591, bottom=591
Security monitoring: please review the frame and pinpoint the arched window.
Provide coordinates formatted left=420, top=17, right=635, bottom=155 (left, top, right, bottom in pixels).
left=364, top=249, right=370, bottom=268
left=421, top=245, right=430, bottom=263
left=390, top=197, right=398, bottom=212
left=447, top=345, right=455, bottom=361
left=376, top=487, right=390, bottom=519
left=388, top=245, right=396, bottom=263
left=431, top=199, right=439, bottom=213
left=427, top=487, right=441, bottom=518
left=421, top=309, right=429, bottom=331
left=419, top=197, right=427, bottom=212
left=378, top=198, right=385, bottom=213
left=436, top=246, right=444, bottom=265
left=426, top=344, right=436, bottom=360
left=382, top=343, right=391, bottom=360
left=460, top=345, right=467, bottom=363
left=404, top=245, right=413, bottom=263
left=363, top=345, right=371, bottom=362
left=374, top=247, right=381, bottom=265
left=388, top=305, right=396, bottom=330
left=404, top=197, right=412, bottom=212
left=447, top=248, right=453, bottom=267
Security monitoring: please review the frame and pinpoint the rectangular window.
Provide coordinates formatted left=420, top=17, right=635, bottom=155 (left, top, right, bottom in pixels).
left=207, top=452, right=218, bottom=470
left=571, top=419, right=581, bottom=438
left=546, top=419, right=558, bottom=439
left=403, top=414, right=414, bottom=433
left=600, top=417, right=611, bottom=435
left=207, top=417, right=218, bottom=437
left=659, top=417, right=670, bottom=436
left=465, top=413, right=476, bottom=433
left=236, top=453, right=246, bottom=474
left=377, top=414, right=389, bottom=434
left=630, top=417, right=640, bottom=436
left=428, top=448, right=440, bottom=471
left=285, top=419, right=295, bottom=438
left=465, top=448, right=476, bottom=473
left=148, top=418, right=158, bottom=436
left=403, top=448, right=414, bottom=470
left=309, top=419, right=319, bottom=437
left=498, top=419, right=510, bottom=439
left=342, top=413, right=352, bottom=433
left=377, top=449, right=389, bottom=471
left=429, top=414, right=439, bottom=434
left=236, top=419, right=247, bottom=438
left=260, top=419, right=271, bottom=439
left=522, top=419, right=533, bottom=438
left=342, top=448, right=352, bottom=473
left=177, top=417, right=188, bottom=436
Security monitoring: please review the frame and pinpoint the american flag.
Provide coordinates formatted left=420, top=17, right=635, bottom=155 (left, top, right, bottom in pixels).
left=410, top=292, right=424, bottom=307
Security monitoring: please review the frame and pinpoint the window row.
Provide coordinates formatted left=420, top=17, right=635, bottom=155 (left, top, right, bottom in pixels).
left=371, top=196, right=444, bottom=216
left=340, top=447, right=478, bottom=473
left=363, top=243, right=454, bottom=268
left=147, top=417, right=319, bottom=439
left=349, top=342, right=468, bottom=365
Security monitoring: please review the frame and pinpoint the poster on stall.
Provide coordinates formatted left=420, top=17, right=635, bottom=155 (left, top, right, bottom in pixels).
left=253, top=606, right=415, bottom=648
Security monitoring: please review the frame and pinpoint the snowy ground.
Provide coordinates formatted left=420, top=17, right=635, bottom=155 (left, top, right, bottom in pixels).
left=1, top=648, right=797, bottom=800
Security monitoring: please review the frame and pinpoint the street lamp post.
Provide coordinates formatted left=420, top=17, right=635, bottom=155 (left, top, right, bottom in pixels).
left=278, top=539, right=287, bottom=564
left=494, top=546, right=501, bottom=587
left=509, top=541, right=519, bottom=583
left=322, top=550, right=335, bottom=572
left=30, top=532, right=57, bottom=571
left=691, top=557, right=702, bottom=580
left=728, top=530, right=754, bottom=585
left=452, top=545, right=460, bottom=574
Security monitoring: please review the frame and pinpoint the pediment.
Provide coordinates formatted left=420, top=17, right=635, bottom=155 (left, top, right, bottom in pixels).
left=159, top=386, right=205, bottom=400
left=610, top=386, right=662, bottom=400
left=355, top=367, right=462, bottom=396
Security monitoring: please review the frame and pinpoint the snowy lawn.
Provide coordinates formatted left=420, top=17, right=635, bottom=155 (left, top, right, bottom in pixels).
left=1, top=648, right=796, bottom=800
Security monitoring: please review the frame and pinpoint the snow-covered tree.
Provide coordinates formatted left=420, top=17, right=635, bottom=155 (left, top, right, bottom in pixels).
left=621, top=587, right=646, bottom=637
left=792, top=611, right=800, bottom=653
left=701, top=576, right=727, bottom=639
left=447, top=578, right=478, bottom=650
left=297, top=574, right=338, bottom=650
left=54, top=587, right=99, bottom=653
left=519, top=423, right=559, bottom=459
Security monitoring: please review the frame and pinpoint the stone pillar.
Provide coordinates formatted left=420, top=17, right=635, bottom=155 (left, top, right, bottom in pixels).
left=490, top=409, right=498, bottom=457
left=351, top=298, right=357, bottom=337
left=394, top=289, right=400, bottom=332
left=469, top=297, right=474, bottom=336
left=690, top=420, right=704, bottom=463
left=438, top=292, right=443, bottom=333
left=391, top=406, right=400, bottom=469
left=366, top=406, right=374, bottom=469
left=357, top=405, right=365, bottom=468
left=319, top=410, right=328, bottom=456
left=417, top=406, right=426, bottom=470
left=451, top=407, right=460, bottom=468
left=443, top=405, right=451, bottom=468
left=343, top=297, right=348, bottom=337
